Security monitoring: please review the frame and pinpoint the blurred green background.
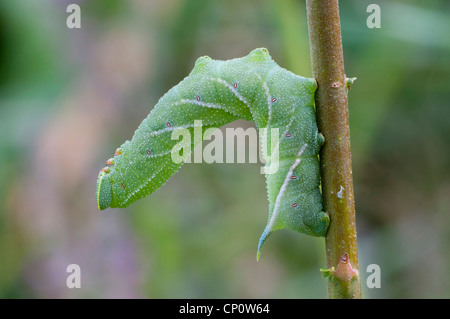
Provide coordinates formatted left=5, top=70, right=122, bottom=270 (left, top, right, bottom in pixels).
left=0, top=0, right=449, bottom=298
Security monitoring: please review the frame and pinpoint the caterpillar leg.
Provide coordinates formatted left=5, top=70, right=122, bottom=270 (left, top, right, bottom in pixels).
left=317, top=132, right=325, bottom=148
left=303, top=210, right=329, bottom=237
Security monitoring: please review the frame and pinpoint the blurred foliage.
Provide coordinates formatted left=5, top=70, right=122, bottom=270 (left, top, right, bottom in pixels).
left=0, top=0, right=449, bottom=298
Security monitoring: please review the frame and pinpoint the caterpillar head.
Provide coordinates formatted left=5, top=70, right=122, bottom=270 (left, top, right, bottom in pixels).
left=97, top=167, right=113, bottom=210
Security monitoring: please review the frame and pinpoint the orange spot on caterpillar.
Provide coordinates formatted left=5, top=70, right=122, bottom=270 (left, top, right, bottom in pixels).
left=121, top=184, right=125, bottom=190
left=166, top=122, right=171, bottom=127
left=291, top=176, right=297, bottom=180
left=102, top=167, right=109, bottom=173
left=286, top=133, right=292, bottom=138
left=106, top=158, right=114, bottom=165
left=196, top=95, right=201, bottom=101
left=114, top=148, right=122, bottom=156
left=291, top=203, right=298, bottom=208
left=146, top=150, right=151, bottom=156
left=271, top=97, right=277, bottom=103
left=233, top=82, right=237, bottom=89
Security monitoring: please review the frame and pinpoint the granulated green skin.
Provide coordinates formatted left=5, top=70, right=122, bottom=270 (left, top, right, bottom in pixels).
left=96, top=48, right=329, bottom=257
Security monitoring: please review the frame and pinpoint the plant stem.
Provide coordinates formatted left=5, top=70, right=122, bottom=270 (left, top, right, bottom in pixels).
left=305, top=0, right=361, bottom=298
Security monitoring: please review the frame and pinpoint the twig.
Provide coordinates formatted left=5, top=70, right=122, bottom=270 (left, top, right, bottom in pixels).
left=306, top=0, right=361, bottom=299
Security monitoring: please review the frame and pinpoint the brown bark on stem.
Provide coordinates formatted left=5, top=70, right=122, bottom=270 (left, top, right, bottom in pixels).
left=305, top=0, right=361, bottom=298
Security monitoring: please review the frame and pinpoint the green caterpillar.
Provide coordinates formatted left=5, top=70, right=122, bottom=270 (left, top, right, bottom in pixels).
left=96, top=48, right=329, bottom=258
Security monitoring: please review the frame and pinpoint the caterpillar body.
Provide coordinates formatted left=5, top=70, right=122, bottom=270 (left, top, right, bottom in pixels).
left=96, top=48, right=329, bottom=258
